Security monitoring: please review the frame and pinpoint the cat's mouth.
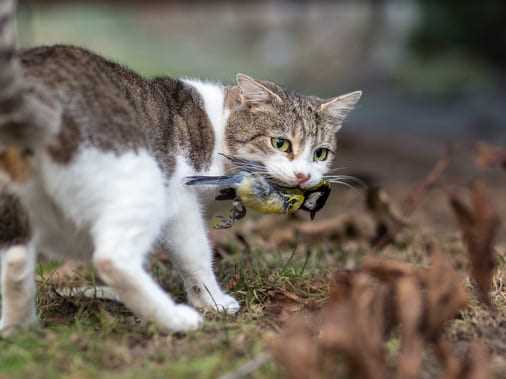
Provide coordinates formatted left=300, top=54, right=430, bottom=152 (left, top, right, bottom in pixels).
left=219, top=153, right=312, bottom=189
left=268, top=177, right=308, bottom=190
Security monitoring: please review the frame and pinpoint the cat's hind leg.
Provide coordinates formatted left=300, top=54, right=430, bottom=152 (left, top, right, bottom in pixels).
left=87, top=152, right=202, bottom=333
left=1, top=243, right=38, bottom=334
left=93, top=252, right=202, bottom=332
left=164, top=191, right=240, bottom=314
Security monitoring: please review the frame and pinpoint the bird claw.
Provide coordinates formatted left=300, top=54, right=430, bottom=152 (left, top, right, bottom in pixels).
left=212, top=215, right=234, bottom=229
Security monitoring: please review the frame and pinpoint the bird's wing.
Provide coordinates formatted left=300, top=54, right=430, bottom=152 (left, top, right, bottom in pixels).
left=219, top=153, right=267, bottom=173
left=184, top=175, right=241, bottom=187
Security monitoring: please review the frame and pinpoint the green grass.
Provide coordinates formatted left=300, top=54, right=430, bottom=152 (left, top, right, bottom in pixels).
left=0, top=241, right=340, bottom=379
left=0, top=221, right=504, bottom=378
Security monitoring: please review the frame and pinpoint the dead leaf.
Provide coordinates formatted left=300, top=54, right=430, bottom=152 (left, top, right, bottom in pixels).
left=437, top=339, right=490, bottom=379
left=270, top=317, right=322, bottom=379
left=403, top=151, right=450, bottom=217
left=475, top=143, right=506, bottom=171
left=449, top=181, right=501, bottom=307
left=362, top=256, right=417, bottom=282
left=272, top=247, right=485, bottom=379
left=265, top=288, right=319, bottom=323
left=49, top=261, right=89, bottom=288
left=319, top=273, right=388, bottom=379
left=396, top=276, right=424, bottom=379
left=422, top=244, right=469, bottom=341
left=366, top=187, right=408, bottom=249
left=329, top=269, right=359, bottom=303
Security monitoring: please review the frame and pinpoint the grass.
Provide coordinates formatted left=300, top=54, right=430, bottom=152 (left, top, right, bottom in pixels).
left=0, top=238, right=341, bottom=379
left=0, top=223, right=503, bottom=379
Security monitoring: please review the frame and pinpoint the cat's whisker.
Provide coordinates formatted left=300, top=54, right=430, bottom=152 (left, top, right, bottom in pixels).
left=219, top=153, right=268, bottom=172
left=324, top=175, right=366, bottom=188
left=326, top=180, right=356, bottom=191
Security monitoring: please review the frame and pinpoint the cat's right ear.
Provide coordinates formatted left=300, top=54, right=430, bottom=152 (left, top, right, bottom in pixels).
left=235, top=73, right=282, bottom=110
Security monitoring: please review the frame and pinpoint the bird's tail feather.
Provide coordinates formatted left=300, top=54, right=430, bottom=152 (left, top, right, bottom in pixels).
left=185, top=175, right=240, bottom=187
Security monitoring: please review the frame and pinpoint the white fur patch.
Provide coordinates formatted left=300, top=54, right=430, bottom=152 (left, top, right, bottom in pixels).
left=19, top=148, right=169, bottom=260
left=181, top=78, right=229, bottom=176
left=264, top=143, right=329, bottom=189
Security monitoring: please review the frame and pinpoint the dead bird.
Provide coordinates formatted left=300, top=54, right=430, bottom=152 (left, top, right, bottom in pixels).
left=185, top=155, right=332, bottom=228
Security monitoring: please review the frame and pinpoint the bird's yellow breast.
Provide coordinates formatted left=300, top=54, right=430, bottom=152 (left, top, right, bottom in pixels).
left=237, top=178, right=305, bottom=214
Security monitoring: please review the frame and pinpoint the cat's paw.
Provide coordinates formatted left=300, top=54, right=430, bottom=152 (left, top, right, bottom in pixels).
left=190, top=291, right=240, bottom=314
left=167, top=304, right=203, bottom=332
left=213, top=294, right=240, bottom=314
left=0, top=317, right=39, bottom=337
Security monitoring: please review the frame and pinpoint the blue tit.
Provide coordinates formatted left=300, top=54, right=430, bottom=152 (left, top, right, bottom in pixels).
left=185, top=172, right=305, bottom=215
left=185, top=155, right=332, bottom=228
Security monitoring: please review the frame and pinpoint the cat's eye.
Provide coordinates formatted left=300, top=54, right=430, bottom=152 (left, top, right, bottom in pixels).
left=271, top=137, right=292, bottom=153
left=314, top=148, right=329, bottom=161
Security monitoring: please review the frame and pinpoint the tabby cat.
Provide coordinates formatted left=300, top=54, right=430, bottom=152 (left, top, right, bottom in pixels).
left=0, top=0, right=361, bottom=332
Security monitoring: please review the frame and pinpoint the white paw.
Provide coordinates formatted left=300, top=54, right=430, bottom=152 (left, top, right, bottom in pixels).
left=213, top=294, right=240, bottom=314
left=0, top=316, right=38, bottom=336
left=168, top=304, right=203, bottom=332
left=190, top=291, right=240, bottom=314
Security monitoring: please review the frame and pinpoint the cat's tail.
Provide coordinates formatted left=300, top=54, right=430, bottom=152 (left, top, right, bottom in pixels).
left=0, top=0, right=61, bottom=150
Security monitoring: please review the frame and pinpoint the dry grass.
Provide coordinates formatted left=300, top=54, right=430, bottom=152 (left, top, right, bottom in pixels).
left=1, top=143, right=505, bottom=379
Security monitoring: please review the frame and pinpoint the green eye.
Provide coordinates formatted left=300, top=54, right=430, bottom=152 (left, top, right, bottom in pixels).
left=271, top=137, right=292, bottom=153
left=314, top=148, right=329, bottom=161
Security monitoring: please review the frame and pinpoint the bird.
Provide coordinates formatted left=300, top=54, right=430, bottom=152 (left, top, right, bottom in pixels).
left=185, top=155, right=332, bottom=228
left=185, top=171, right=305, bottom=215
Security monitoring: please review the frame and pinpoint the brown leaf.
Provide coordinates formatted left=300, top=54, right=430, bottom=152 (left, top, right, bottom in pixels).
left=437, top=340, right=490, bottom=379
left=366, top=187, right=408, bottom=249
left=459, top=342, right=490, bottom=379
left=294, top=216, right=344, bottom=242
left=225, top=272, right=240, bottom=290
left=422, top=245, right=469, bottom=340
left=449, top=181, right=501, bottom=306
left=364, top=249, right=468, bottom=342
left=270, top=317, right=322, bottom=379
left=272, top=249, right=483, bottom=379
left=396, top=276, right=424, bottom=379
left=49, top=261, right=89, bottom=288
left=362, top=256, right=417, bottom=282
left=254, top=215, right=362, bottom=248
left=329, top=269, right=359, bottom=303
left=265, top=288, right=319, bottom=323
left=402, top=151, right=450, bottom=217
left=475, top=143, right=506, bottom=171
left=320, top=273, right=388, bottom=379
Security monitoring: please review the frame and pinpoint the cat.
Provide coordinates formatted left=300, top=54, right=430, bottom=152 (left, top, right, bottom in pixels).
left=0, top=0, right=361, bottom=333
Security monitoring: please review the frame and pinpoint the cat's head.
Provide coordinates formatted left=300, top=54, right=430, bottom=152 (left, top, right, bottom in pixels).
left=225, top=74, right=361, bottom=189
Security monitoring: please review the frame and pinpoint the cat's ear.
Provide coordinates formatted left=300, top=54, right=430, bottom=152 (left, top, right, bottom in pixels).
left=319, top=91, right=362, bottom=130
left=236, top=73, right=282, bottom=109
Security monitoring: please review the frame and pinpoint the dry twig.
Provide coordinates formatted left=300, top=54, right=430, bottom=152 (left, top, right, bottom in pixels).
left=402, top=151, right=450, bottom=217
left=449, top=181, right=501, bottom=307
left=475, top=143, right=506, bottom=171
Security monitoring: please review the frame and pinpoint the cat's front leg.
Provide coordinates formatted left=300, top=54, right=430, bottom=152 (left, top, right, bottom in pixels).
left=1, top=243, right=38, bottom=335
left=165, top=193, right=240, bottom=314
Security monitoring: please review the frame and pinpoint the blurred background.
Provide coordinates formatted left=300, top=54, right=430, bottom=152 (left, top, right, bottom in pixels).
left=16, top=0, right=506, bottom=204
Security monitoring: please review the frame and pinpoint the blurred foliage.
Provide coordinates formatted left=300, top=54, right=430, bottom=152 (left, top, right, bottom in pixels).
left=410, top=1, right=506, bottom=72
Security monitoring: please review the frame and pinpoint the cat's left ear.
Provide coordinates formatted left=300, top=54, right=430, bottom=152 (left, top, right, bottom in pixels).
left=319, top=91, right=362, bottom=131
left=236, top=73, right=283, bottom=110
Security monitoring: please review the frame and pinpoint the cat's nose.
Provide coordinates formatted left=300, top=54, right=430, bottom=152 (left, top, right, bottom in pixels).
left=294, top=172, right=311, bottom=184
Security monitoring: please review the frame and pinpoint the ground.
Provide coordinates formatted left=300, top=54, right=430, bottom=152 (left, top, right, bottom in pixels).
left=0, top=135, right=505, bottom=379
